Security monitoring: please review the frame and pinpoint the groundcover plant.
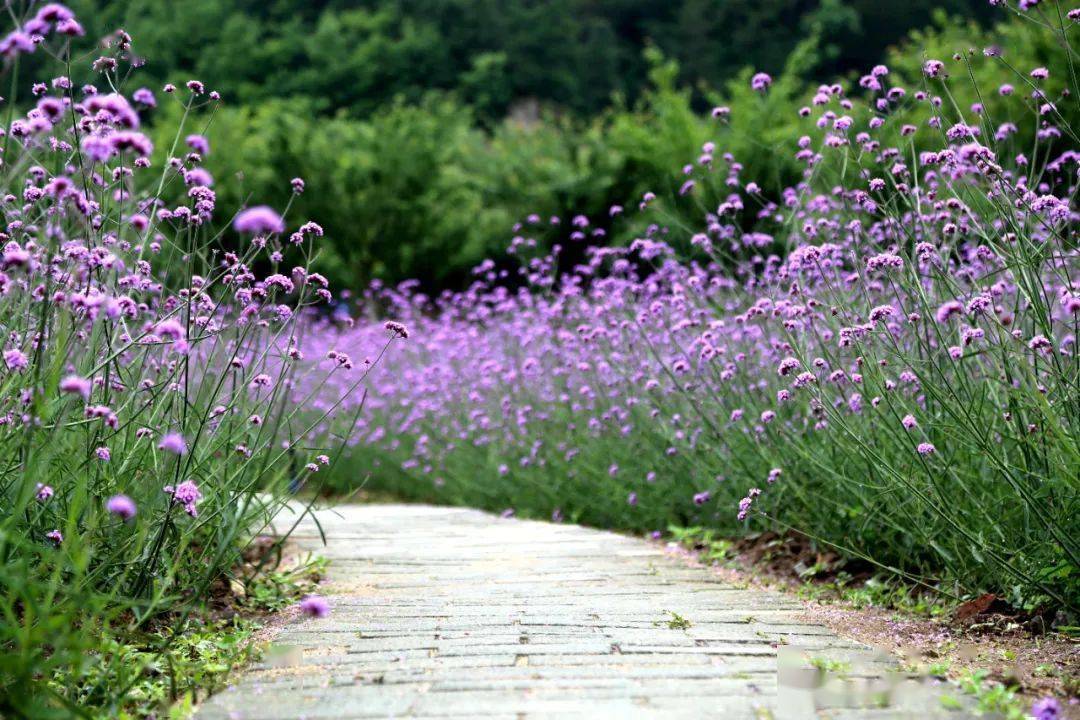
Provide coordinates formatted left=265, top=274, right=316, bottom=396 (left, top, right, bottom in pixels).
left=322, top=2, right=1079, bottom=614
left=0, top=4, right=402, bottom=715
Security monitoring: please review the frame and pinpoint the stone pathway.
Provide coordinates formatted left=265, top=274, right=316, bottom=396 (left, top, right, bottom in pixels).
left=198, top=504, right=974, bottom=719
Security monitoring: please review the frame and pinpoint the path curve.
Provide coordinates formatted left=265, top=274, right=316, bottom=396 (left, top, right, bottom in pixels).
left=197, top=504, right=972, bottom=719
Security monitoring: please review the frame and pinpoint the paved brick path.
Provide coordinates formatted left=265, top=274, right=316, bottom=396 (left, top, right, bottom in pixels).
left=197, top=504, right=972, bottom=719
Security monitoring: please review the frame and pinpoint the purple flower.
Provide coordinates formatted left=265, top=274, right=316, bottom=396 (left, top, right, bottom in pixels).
left=917, top=443, right=936, bottom=456
left=164, top=480, right=202, bottom=517
left=233, top=206, right=285, bottom=235
left=1031, top=697, right=1060, bottom=720
left=384, top=320, right=410, bottom=339
left=923, top=60, right=945, bottom=78
left=4, top=349, right=28, bottom=372
left=751, top=72, right=772, bottom=91
left=57, top=17, right=84, bottom=36
left=693, top=491, right=711, bottom=506
left=185, top=134, right=210, bottom=155
left=901, top=414, right=917, bottom=430
left=866, top=253, right=903, bottom=272
left=869, top=304, right=896, bottom=323
left=1028, top=335, right=1053, bottom=352
left=158, top=432, right=188, bottom=455
left=59, top=375, right=92, bottom=401
left=627, top=492, right=638, bottom=506
left=298, top=595, right=330, bottom=618
left=935, top=300, right=964, bottom=323
left=777, top=357, right=801, bottom=376
left=2, top=242, right=31, bottom=268
left=46, top=530, right=63, bottom=545
left=36, top=3, right=75, bottom=22
left=185, top=168, right=214, bottom=187
left=106, top=494, right=137, bottom=521
left=154, top=318, right=186, bottom=341
left=36, top=484, right=54, bottom=502
left=132, top=87, right=156, bottom=106
left=108, top=131, right=153, bottom=157
left=95, top=446, right=111, bottom=461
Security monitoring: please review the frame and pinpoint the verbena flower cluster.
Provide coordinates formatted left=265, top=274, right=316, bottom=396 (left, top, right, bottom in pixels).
left=320, top=3, right=1078, bottom=610
left=0, top=4, right=401, bottom=710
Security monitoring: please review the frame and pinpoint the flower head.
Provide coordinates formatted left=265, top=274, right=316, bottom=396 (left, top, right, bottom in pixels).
left=1031, top=697, right=1060, bottom=720
left=4, top=349, right=28, bottom=372
left=164, top=480, right=202, bottom=517
left=923, top=59, right=945, bottom=78
left=385, top=320, right=410, bottom=339
left=299, top=595, right=330, bottom=618
left=158, top=432, right=188, bottom=455
left=60, top=375, right=92, bottom=401
left=106, top=494, right=137, bottom=521
left=233, top=206, right=284, bottom=235
left=185, top=134, right=210, bottom=155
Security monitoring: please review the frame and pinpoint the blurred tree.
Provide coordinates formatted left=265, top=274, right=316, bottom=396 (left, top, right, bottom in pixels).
left=52, top=0, right=1019, bottom=292
left=65, top=0, right=996, bottom=120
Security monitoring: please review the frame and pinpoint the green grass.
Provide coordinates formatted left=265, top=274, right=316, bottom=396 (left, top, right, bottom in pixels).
left=36, top=553, right=324, bottom=719
left=939, top=669, right=1028, bottom=720
left=51, top=618, right=262, bottom=720
left=658, top=610, right=693, bottom=630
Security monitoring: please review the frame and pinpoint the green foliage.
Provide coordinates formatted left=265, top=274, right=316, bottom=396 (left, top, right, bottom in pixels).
left=659, top=610, right=693, bottom=630
left=48, top=619, right=261, bottom=720
left=64, top=0, right=995, bottom=120
left=182, top=94, right=628, bottom=288
left=951, top=669, right=1028, bottom=719
left=240, top=555, right=327, bottom=612
left=139, top=6, right=1069, bottom=291
left=807, top=656, right=853, bottom=675
left=668, top=526, right=734, bottom=564
left=49, top=0, right=1006, bottom=291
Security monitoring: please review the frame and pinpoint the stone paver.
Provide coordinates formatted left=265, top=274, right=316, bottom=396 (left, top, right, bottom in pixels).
left=197, top=504, right=973, bottom=719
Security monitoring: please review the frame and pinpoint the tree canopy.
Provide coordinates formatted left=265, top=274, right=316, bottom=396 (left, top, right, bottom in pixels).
left=69, top=0, right=994, bottom=119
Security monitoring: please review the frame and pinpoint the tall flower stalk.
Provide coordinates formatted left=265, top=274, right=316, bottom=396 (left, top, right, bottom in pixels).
left=0, top=4, right=400, bottom=713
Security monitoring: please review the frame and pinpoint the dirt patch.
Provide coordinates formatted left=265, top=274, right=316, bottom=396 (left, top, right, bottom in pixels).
left=805, top=600, right=1077, bottom=709
left=663, top=533, right=1078, bottom=713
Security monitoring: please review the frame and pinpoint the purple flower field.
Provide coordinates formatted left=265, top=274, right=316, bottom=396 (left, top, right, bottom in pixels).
left=0, top=0, right=1076, bottom=715
left=310, top=9, right=1080, bottom=613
